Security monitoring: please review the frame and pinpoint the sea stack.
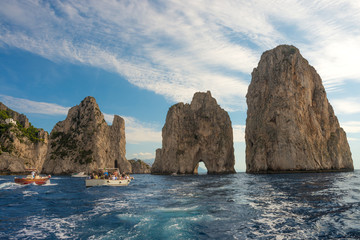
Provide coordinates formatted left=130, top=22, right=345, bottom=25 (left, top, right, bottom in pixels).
left=245, top=45, right=353, bottom=173
left=42, top=96, right=131, bottom=174
left=151, top=91, right=235, bottom=174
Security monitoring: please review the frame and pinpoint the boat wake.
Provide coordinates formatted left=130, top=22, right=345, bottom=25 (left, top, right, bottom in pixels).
left=0, top=182, right=25, bottom=190
left=43, top=182, right=58, bottom=186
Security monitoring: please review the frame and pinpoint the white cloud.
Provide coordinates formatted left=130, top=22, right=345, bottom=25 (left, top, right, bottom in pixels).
left=332, top=98, right=360, bottom=115
left=123, top=116, right=162, bottom=144
left=1, top=0, right=360, bottom=107
left=103, top=114, right=162, bottom=144
left=101, top=113, right=114, bottom=125
left=0, top=94, right=70, bottom=115
left=131, top=152, right=155, bottom=160
left=341, top=121, right=360, bottom=134
left=233, top=125, right=246, bottom=143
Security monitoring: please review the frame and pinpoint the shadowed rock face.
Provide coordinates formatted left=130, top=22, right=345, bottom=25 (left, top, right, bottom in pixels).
left=151, top=91, right=235, bottom=175
left=42, top=96, right=131, bottom=174
left=246, top=45, right=353, bottom=173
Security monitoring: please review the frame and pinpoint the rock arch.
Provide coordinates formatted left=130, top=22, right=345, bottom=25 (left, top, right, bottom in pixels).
left=151, top=91, right=236, bottom=175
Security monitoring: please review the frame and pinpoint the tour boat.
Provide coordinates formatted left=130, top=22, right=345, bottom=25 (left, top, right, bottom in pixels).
left=71, top=172, right=88, bottom=178
left=14, top=175, right=51, bottom=185
left=85, top=168, right=132, bottom=187
left=85, top=178, right=131, bottom=187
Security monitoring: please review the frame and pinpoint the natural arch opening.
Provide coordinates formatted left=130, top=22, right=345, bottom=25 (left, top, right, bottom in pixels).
left=114, top=160, right=118, bottom=169
left=194, top=161, right=208, bottom=174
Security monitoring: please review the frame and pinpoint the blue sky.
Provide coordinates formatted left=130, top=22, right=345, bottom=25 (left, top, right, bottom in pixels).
left=1, top=0, right=360, bottom=171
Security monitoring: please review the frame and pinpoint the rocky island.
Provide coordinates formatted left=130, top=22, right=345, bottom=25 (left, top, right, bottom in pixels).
left=42, top=96, right=131, bottom=175
left=245, top=45, right=353, bottom=173
left=151, top=91, right=235, bottom=174
left=0, top=103, right=48, bottom=174
left=129, top=159, right=151, bottom=174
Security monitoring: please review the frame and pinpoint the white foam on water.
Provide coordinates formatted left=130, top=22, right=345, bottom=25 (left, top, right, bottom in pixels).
left=16, top=227, right=48, bottom=239
left=155, top=205, right=198, bottom=212
left=23, top=190, right=38, bottom=197
left=86, top=198, right=129, bottom=218
left=248, top=191, right=312, bottom=239
left=0, top=181, right=25, bottom=190
left=16, top=214, right=82, bottom=239
left=43, top=181, right=58, bottom=186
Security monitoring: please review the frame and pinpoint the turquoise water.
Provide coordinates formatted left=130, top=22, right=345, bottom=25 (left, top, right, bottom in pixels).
left=1, top=171, right=360, bottom=239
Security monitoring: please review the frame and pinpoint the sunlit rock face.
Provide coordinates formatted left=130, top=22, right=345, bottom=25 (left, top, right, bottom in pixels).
left=42, top=96, right=131, bottom=174
left=0, top=103, right=48, bottom=173
left=151, top=91, right=236, bottom=175
left=246, top=45, right=353, bottom=173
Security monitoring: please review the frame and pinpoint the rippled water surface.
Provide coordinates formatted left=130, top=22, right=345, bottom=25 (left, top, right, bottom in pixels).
left=1, top=171, right=360, bottom=239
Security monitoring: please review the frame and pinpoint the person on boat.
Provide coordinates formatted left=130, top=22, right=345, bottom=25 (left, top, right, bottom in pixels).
left=31, top=171, right=36, bottom=179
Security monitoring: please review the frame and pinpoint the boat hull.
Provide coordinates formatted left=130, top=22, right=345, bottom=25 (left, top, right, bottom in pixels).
left=14, top=177, right=50, bottom=185
left=71, top=172, right=88, bottom=178
left=85, top=179, right=131, bottom=187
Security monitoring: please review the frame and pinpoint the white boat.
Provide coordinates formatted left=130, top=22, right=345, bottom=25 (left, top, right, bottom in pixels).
left=85, top=168, right=132, bottom=187
left=85, top=178, right=131, bottom=187
left=71, top=172, right=88, bottom=178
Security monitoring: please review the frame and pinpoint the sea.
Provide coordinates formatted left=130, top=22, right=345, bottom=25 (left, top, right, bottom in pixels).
left=1, top=171, right=360, bottom=240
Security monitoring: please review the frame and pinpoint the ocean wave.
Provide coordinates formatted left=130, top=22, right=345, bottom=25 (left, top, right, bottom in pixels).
left=3, top=173, right=360, bottom=239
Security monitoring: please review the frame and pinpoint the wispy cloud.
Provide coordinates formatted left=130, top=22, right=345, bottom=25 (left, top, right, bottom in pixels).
left=341, top=121, right=360, bottom=134
left=0, top=94, right=70, bottom=115
left=332, top=98, right=360, bottom=114
left=1, top=0, right=360, bottom=108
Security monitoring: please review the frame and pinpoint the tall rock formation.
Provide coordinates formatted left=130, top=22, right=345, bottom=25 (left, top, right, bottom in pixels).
left=151, top=91, right=235, bottom=174
left=42, top=96, right=131, bottom=174
left=0, top=103, right=48, bottom=173
left=246, top=45, right=353, bottom=173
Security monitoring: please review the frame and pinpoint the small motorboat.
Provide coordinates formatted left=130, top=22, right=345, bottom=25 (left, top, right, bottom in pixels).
left=71, top=172, right=88, bottom=178
left=14, top=175, right=51, bottom=185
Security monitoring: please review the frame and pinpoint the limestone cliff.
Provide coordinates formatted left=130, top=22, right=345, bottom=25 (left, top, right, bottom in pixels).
left=42, top=96, right=131, bottom=174
left=129, top=159, right=151, bottom=174
left=246, top=45, right=353, bottom=173
left=151, top=91, right=235, bottom=174
left=0, top=103, right=48, bottom=173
